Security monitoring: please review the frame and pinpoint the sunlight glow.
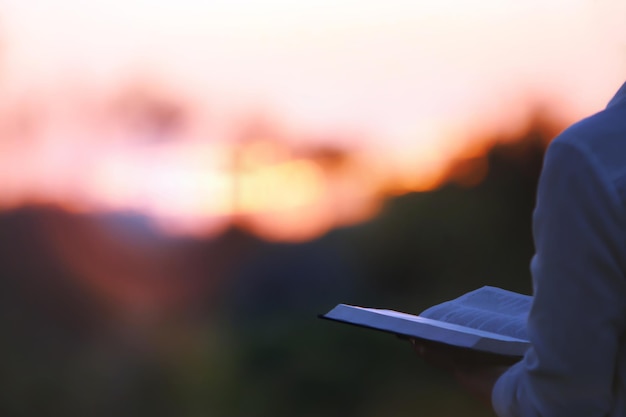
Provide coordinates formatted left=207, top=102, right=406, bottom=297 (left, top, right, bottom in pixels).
left=0, top=0, right=624, bottom=241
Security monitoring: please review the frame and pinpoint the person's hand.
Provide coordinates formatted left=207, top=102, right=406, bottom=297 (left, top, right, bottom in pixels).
left=452, top=363, right=509, bottom=407
left=411, top=339, right=510, bottom=407
left=410, top=338, right=457, bottom=372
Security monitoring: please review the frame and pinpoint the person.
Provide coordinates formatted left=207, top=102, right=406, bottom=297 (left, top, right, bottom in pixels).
left=415, top=80, right=626, bottom=417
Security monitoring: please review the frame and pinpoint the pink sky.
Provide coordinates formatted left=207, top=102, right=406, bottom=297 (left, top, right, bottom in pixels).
left=0, top=1, right=625, bottom=240
left=2, top=1, right=624, bottom=141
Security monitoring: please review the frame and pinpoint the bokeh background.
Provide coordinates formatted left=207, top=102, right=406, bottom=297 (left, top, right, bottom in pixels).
left=0, top=1, right=625, bottom=416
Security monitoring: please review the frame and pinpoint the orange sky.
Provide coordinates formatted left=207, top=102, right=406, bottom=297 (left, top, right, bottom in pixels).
left=0, top=1, right=625, bottom=241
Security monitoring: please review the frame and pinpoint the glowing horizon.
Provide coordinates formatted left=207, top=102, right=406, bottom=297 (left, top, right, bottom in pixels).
left=0, top=0, right=624, bottom=241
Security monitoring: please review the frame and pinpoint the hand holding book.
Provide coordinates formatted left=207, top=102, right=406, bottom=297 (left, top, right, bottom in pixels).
left=321, top=286, right=532, bottom=361
left=321, top=286, right=530, bottom=407
left=411, top=337, right=510, bottom=406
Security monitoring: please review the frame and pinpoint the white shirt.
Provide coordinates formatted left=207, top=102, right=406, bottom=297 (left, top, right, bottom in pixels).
left=492, top=82, right=626, bottom=417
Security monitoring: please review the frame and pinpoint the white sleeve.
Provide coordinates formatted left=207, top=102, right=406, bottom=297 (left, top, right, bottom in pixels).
left=492, top=139, right=626, bottom=417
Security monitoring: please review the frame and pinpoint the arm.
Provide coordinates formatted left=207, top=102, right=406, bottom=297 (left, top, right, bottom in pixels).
left=492, top=139, right=626, bottom=417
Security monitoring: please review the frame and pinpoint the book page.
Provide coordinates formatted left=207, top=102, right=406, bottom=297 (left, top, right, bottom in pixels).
left=419, top=286, right=531, bottom=341
left=322, top=303, right=531, bottom=355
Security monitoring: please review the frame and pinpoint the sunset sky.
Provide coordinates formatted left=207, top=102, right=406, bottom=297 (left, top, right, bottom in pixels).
left=1, top=0, right=625, bottom=240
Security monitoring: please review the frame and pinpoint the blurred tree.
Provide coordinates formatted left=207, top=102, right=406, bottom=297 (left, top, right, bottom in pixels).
left=0, top=111, right=561, bottom=417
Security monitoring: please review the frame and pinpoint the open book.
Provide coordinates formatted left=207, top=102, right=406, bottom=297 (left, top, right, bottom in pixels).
left=321, top=286, right=532, bottom=359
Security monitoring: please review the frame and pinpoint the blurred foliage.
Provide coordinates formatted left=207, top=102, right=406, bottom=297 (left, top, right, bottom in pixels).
left=0, top=117, right=557, bottom=417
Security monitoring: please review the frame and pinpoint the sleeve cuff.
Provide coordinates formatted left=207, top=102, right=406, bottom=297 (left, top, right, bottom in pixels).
left=492, top=360, right=524, bottom=417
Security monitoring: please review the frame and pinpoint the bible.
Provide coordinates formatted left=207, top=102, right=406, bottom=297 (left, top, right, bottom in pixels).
left=321, top=286, right=531, bottom=362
